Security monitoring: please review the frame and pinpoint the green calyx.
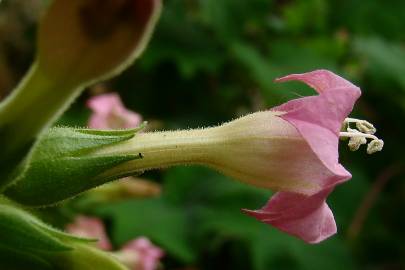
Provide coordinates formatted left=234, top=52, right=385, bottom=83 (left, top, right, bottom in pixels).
left=4, top=126, right=145, bottom=207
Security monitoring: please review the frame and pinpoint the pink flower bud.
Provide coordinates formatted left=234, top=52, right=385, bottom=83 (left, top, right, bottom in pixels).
left=87, top=93, right=142, bottom=129
left=116, top=237, right=164, bottom=270
left=66, top=215, right=112, bottom=250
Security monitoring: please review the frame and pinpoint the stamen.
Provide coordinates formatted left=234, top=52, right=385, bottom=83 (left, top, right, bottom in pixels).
left=347, top=130, right=367, bottom=151
left=340, top=118, right=383, bottom=154
left=367, top=139, right=384, bottom=154
left=344, top=118, right=376, bottom=134
left=339, top=131, right=378, bottom=141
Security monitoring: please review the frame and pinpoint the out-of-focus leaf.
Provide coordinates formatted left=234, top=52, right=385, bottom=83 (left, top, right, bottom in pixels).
left=198, top=0, right=271, bottom=42
left=0, top=244, right=54, bottom=270
left=282, top=0, right=328, bottom=34
left=230, top=43, right=284, bottom=105
left=139, top=1, right=224, bottom=78
left=95, top=198, right=196, bottom=263
left=354, top=37, right=405, bottom=89
left=270, top=39, right=339, bottom=72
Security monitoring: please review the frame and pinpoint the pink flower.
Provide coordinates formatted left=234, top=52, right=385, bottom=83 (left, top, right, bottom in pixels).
left=87, top=93, right=142, bottom=129
left=66, top=216, right=164, bottom=269
left=242, top=70, right=362, bottom=243
left=66, top=215, right=112, bottom=250
left=117, top=237, right=164, bottom=270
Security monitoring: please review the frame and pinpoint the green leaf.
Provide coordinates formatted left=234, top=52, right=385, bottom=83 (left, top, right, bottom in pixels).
left=0, top=244, right=54, bottom=270
left=140, top=1, right=225, bottom=78
left=96, top=198, right=196, bottom=263
left=354, top=37, right=405, bottom=89
left=44, top=242, right=127, bottom=270
left=0, top=204, right=73, bottom=253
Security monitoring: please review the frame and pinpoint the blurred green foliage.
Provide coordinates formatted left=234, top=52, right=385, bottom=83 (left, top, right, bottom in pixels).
left=1, top=0, right=404, bottom=269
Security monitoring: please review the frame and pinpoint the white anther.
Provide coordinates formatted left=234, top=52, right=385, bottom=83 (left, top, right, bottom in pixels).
left=356, top=121, right=376, bottom=135
left=344, top=118, right=377, bottom=134
left=345, top=129, right=367, bottom=151
left=341, top=117, right=383, bottom=154
left=367, top=139, right=384, bottom=154
left=348, top=136, right=367, bottom=151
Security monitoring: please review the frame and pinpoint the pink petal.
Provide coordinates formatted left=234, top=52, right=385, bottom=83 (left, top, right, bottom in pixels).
left=66, top=215, right=112, bottom=250
left=87, top=93, right=124, bottom=115
left=121, top=237, right=164, bottom=270
left=87, top=92, right=142, bottom=129
left=244, top=188, right=337, bottom=243
left=243, top=70, right=361, bottom=243
left=273, top=70, right=361, bottom=191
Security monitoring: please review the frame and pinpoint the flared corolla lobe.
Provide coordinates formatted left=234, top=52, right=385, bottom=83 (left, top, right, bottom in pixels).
left=244, top=188, right=336, bottom=243
left=273, top=70, right=361, bottom=188
left=244, top=70, right=362, bottom=243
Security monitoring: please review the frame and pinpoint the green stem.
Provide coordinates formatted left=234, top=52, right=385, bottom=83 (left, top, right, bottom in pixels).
left=0, top=62, right=81, bottom=188
left=0, top=62, right=80, bottom=147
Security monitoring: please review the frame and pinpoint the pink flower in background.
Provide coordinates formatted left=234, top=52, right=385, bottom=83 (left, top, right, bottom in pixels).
left=66, top=216, right=164, bottom=269
left=66, top=215, right=112, bottom=250
left=87, top=93, right=142, bottom=129
left=119, top=237, right=164, bottom=270
left=243, top=70, right=362, bottom=243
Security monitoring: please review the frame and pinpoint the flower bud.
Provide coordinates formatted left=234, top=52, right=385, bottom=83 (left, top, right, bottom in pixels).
left=38, top=0, right=162, bottom=83
left=114, top=237, right=164, bottom=270
left=87, top=93, right=143, bottom=129
left=66, top=216, right=112, bottom=251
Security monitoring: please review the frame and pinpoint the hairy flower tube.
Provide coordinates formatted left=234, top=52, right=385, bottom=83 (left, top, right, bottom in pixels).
left=6, top=70, right=383, bottom=243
